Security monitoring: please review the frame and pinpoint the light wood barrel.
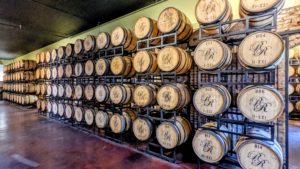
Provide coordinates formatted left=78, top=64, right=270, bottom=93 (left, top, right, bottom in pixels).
left=109, top=84, right=133, bottom=105
left=237, top=85, right=284, bottom=122
left=157, top=46, right=192, bottom=74
left=289, top=84, right=295, bottom=95
left=58, top=84, right=65, bottom=97
left=47, top=101, right=52, bottom=113
left=84, top=35, right=96, bottom=52
left=46, top=84, right=52, bottom=96
left=51, top=67, right=58, bottom=79
left=74, top=63, right=84, bottom=77
left=95, top=111, right=113, bottom=128
left=111, top=26, right=137, bottom=52
left=40, top=68, right=45, bottom=79
left=194, top=39, right=232, bottom=70
left=289, top=66, right=295, bottom=77
left=238, top=31, right=284, bottom=68
left=289, top=102, right=294, bottom=113
left=57, top=65, right=64, bottom=79
left=45, top=51, right=51, bottom=63
left=295, top=101, right=300, bottom=112
left=157, top=7, right=193, bottom=41
left=133, top=117, right=153, bottom=141
left=40, top=84, right=46, bottom=95
left=36, top=99, right=41, bottom=110
left=36, top=53, right=40, bottom=64
left=133, top=84, right=158, bottom=107
left=95, top=58, right=110, bottom=76
left=74, top=39, right=84, bottom=55
left=75, top=107, right=84, bottom=122
left=58, top=103, right=65, bottom=117
left=109, top=110, right=137, bottom=133
left=157, top=84, right=190, bottom=110
left=65, top=64, right=73, bottom=78
left=84, top=84, right=94, bottom=101
left=110, top=56, right=136, bottom=77
left=133, top=51, right=159, bottom=73
left=195, top=0, right=232, bottom=34
left=52, top=85, right=58, bottom=97
left=65, top=84, right=74, bottom=99
left=134, top=17, right=161, bottom=45
left=51, top=49, right=58, bottom=62
left=193, top=85, right=231, bottom=116
left=40, top=52, right=46, bottom=63
left=156, top=116, right=191, bottom=149
left=75, top=85, right=84, bottom=100
left=58, top=46, right=66, bottom=60
left=193, top=122, right=230, bottom=163
left=289, top=49, right=295, bottom=59
left=84, top=109, right=95, bottom=125
left=95, top=84, right=110, bottom=103
left=84, top=60, right=94, bottom=76
left=65, top=104, right=74, bottom=119
left=236, top=128, right=283, bottom=169
left=36, top=84, right=41, bottom=95
left=66, top=43, right=74, bottom=58
left=96, top=32, right=111, bottom=50
left=46, top=67, right=51, bottom=79
left=41, top=100, right=46, bottom=111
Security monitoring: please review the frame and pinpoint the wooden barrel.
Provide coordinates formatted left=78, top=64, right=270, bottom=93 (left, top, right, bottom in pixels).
left=237, top=85, right=284, bottom=122
left=58, top=84, right=65, bottom=97
left=66, top=43, right=74, bottom=58
left=74, top=39, right=84, bottom=55
left=45, top=51, right=51, bottom=63
left=236, top=128, right=283, bottom=169
left=40, top=52, right=46, bottom=63
left=157, top=46, right=192, bottom=74
left=65, top=84, right=74, bottom=99
left=84, top=84, right=94, bottom=101
left=109, top=84, right=133, bottom=105
left=75, top=107, right=84, bottom=122
left=109, top=110, right=137, bottom=134
left=51, top=49, right=58, bottom=62
left=75, top=85, right=84, bottom=100
left=57, top=65, right=64, bottom=79
left=36, top=53, right=40, bottom=64
left=95, top=58, right=110, bottom=76
left=157, top=7, right=193, bottom=41
left=133, top=84, right=158, bottom=107
left=46, top=67, right=51, bottom=79
left=133, top=51, right=159, bottom=73
left=289, top=102, right=294, bottom=113
left=295, top=101, right=300, bottom=112
left=47, top=101, right=52, bottom=113
left=195, top=0, right=232, bottom=35
left=36, top=84, right=41, bottom=95
left=157, top=83, right=190, bottom=110
left=95, top=111, right=113, bottom=129
left=111, top=26, right=137, bottom=52
left=289, top=49, right=295, bottom=59
left=296, top=67, right=300, bottom=76
left=58, top=103, right=65, bottom=117
left=40, top=68, right=45, bottom=79
left=46, top=84, right=52, bottom=96
left=74, top=63, right=84, bottom=77
left=58, top=46, right=66, bottom=60
left=96, top=32, right=111, bottom=50
left=289, top=84, right=295, bottom=95
left=36, top=99, right=41, bottom=110
left=193, top=122, right=230, bottom=163
left=84, top=35, right=96, bottom=52
left=289, top=66, right=295, bottom=77
left=65, top=64, right=73, bottom=78
left=95, top=84, right=110, bottom=103
left=194, top=39, right=232, bottom=70
left=65, top=104, right=74, bottom=119
left=84, top=109, right=95, bottom=125
left=156, top=116, right=191, bottom=149
left=52, top=84, right=58, bottom=97
left=84, top=60, right=94, bottom=76
left=238, top=31, right=284, bottom=68
left=240, top=0, right=284, bottom=27
left=51, top=67, right=58, bottom=79
left=132, top=117, right=153, bottom=141
left=110, top=56, right=136, bottom=77
left=41, top=100, right=46, bottom=111
left=40, top=84, right=46, bottom=95
left=134, top=17, right=161, bottom=45
left=193, top=85, right=231, bottom=116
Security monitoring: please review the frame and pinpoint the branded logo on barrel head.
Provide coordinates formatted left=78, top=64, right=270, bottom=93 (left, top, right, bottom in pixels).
left=248, top=151, right=269, bottom=168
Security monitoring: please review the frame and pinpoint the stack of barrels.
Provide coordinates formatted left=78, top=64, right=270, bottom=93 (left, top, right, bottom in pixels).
left=288, top=46, right=300, bottom=115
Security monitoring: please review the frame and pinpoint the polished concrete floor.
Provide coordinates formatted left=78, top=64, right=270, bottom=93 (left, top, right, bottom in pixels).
left=0, top=101, right=299, bottom=169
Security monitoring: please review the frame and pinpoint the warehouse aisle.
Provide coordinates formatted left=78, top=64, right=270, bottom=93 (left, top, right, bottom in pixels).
left=0, top=101, right=196, bottom=169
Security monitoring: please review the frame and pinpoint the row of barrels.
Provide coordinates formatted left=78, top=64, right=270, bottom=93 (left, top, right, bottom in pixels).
left=3, top=83, right=36, bottom=93
left=3, top=92, right=38, bottom=105
left=193, top=125, right=283, bottom=169
left=3, top=71, right=35, bottom=82
left=3, top=60, right=37, bottom=73
left=194, top=85, right=284, bottom=123
left=36, top=83, right=190, bottom=111
left=36, top=6, right=195, bottom=63
left=289, top=47, right=300, bottom=59
left=288, top=66, right=300, bottom=77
